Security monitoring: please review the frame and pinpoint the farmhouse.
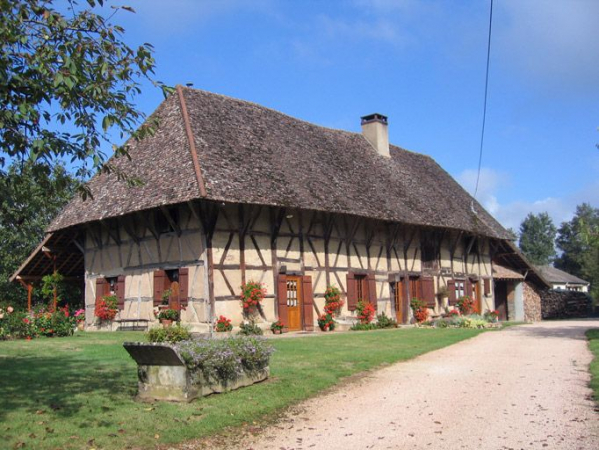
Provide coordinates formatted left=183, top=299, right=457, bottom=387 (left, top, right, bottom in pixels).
left=11, top=87, right=549, bottom=331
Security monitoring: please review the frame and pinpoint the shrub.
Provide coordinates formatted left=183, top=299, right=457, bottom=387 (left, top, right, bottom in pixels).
left=175, top=336, right=274, bottom=382
left=215, top=315, right=233, bottom=332
left=376, top=312, right=397, bottom=329
left=34, top=306, right=75, bottom=337
left=147, top=324, right=192, bottom=343
left=350, top=322, right=378, bottom=331
left=355, top=300, right=375, bottom=324
left=238, top=321, right=263, bottom=336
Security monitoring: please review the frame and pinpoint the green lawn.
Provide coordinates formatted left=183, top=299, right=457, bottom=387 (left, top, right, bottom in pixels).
left=586, top=329, right=599, bottom=403
left=0, top=328, right=484, bottom=449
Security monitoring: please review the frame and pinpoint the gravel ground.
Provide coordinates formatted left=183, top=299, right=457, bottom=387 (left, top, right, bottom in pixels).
left=228, top=320, right=599, bottom=450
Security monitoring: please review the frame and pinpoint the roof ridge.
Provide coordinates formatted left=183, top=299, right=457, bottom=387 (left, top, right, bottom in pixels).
left=177, top=85, right=207, bottom=198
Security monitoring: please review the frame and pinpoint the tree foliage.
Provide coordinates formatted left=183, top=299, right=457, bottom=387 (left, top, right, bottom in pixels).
left=518, top=212, right=557, bottom=265
left=0, top=161, right=77, bottom=306
left=555, top=203, right=599, bottom=299
left=0, top=0, right=171, bottom=197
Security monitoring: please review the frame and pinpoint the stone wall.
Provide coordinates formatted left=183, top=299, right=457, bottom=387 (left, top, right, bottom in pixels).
left=523, top=282, right=542, bottom=322
left=541, top=289, right=593, bottom=319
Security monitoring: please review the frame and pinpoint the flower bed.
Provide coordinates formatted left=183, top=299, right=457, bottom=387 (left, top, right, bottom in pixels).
left=0, top=305, right=76, bottom=340
left=124, top=336, right=274, bottom=402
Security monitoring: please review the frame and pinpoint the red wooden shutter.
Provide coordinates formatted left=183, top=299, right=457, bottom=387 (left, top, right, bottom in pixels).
left=153, top=270, right=166, bottom=306
left=116, top=276, right=125, bottom=310
left=96, top=278, right=106, bottom=303
left=484, top=278, right=491, bottom=296
left=346, top=272, right=357, bottom=311
left=277, top=274, right=288, bottom=327
left=466, top=279, right=473, bottom=298
left=422, top=277, right=435, bottom=308
left=447, top=279, right=456, bottom=306
left=179, top=268, right=189, bottom=307
left=302, top=276, right=315, bottom=331
left=367, top=273, right=377, bottom=311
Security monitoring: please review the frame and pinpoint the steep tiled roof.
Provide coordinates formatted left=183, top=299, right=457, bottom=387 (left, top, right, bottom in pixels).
left=48, top=87, right=511, bottom=239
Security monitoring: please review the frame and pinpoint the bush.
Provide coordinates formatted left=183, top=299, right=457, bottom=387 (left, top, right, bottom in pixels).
left=175, top=336, right=274, bottom=382
left=376, top=312, right=397, bottom=329
left=238, top=321, right=263, bottom=336
left=350, top=322, right=378, bottom=331
left=147, top=324, right=192, bottom=343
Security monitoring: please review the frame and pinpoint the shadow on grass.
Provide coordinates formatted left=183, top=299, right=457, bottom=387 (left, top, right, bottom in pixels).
left=0, top=354, right=136, bottom=421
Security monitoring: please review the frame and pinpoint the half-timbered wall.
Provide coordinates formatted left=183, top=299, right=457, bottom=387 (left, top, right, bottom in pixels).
left=83, top=204, right=209, bottom=329
left=83, top=201, right=499, bottom=330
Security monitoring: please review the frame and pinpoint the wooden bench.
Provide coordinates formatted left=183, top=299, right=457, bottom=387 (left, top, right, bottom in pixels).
left=114, top=318, right=151, bottom=331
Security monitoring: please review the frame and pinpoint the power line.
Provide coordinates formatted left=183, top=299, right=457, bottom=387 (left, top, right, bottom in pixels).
left=473, top=0, right=494, bottom=200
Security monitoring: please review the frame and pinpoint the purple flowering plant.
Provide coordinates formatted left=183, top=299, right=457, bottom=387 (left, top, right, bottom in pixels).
left=175, top=336, right=274, bottom=383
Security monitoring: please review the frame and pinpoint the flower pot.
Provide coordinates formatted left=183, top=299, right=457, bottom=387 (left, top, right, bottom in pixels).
left=77, top=322, right=85, bottom=331
left=161, top=319, right=173, bottom=328
left=271, top=329, right=282, bottom=335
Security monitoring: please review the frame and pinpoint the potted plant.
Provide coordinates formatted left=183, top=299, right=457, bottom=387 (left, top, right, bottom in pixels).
left=355, top=300, right=375, bottom=325
left=484, top=309, right=499, bottom=322
left=215, top=315, right=233, bottom=332
left=270, top=320, right=285, bottom=334
left=410, top=297, right=428, bottom=324
left=317, top=313, right=335, bottom=331
left=157, top=308, right=179, bottom=327
left=457, top=295, right=475, bottom=315
left=95, top=295, right=118, bottom=323
left=239, top=281, right=266, bottom=318
left=160, top=288, right=173, bottom=309
left=324, top=285, right=344, bottom=316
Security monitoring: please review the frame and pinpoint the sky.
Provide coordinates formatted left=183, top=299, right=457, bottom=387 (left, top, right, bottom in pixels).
left=111, top=0, right=598, bottom=232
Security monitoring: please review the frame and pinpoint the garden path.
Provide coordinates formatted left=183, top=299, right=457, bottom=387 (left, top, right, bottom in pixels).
left=227, top=320, right=599, bottom=450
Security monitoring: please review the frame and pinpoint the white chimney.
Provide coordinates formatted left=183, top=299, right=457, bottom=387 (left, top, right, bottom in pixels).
left=361, top=113, right=389, bottom=158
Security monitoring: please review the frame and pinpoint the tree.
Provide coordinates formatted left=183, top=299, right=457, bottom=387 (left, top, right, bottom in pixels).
left=518, top=212, right=557, bottom=265
left=555, top=203, right=599, bottom=299
left=0, top=161, right=77, bottom=306
left=0, top=0, right=171, bottom=198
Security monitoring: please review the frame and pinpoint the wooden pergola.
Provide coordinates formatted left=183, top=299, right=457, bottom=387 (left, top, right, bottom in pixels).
left=10, top=231, right=84, bottom=311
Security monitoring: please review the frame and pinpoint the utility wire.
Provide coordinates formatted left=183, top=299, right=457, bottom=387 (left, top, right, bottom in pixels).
left=473, top=0, right=494, bottom=201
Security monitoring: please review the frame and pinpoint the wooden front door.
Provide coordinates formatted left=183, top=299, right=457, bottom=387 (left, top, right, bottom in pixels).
left=286, top=276, right=303, bottom=331
left=494, top=280, right=508, bottom=321
left=472, top=279, right=481, bottom=314
left=394, top=281, right=408, bottom=324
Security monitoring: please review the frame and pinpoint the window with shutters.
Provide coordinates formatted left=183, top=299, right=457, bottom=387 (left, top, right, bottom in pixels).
left=105, top=277, right=118, bottom=295
left=96, top=275, right=125, bottom=310
left=153, top=267, right=189, bottom=308
left=453, top=280, right=465, bottom=299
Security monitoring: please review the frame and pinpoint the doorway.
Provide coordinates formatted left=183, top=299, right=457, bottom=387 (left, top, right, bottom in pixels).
left=285, top=276, right=303, bottom=331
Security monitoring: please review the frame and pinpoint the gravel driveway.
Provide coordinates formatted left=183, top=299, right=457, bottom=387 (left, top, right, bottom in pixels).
left=231, top=320, right=599, bottom=450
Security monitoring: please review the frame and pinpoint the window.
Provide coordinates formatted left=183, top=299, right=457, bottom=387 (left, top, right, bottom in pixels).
left=95, top=276, right=125, bottom=310
left=421, top=231, right=438, bottom=270
left=346, top=272, right=376, bottom=312
left=153, top=268, right=189, bottom=307
left=355, top=274, right=367, bottom=301
left=454, top=280, right=465, bottom=299
left=156, top=207, right=180, bottom=234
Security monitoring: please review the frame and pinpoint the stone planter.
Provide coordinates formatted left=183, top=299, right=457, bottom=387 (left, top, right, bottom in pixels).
left=123, top=342, right=269, bottom=402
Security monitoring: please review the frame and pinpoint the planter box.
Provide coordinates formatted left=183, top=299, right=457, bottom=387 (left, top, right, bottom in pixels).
left=123, top=342, right=269, bottom=402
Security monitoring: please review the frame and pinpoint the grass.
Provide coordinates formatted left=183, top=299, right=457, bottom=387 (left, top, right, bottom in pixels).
left=586, top=329, right=599, bottom=403
left=0, top=328, right=484, bottom=449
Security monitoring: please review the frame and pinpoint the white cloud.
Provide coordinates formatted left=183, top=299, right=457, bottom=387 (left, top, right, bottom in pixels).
left=457, top=167, right=599, bottom=231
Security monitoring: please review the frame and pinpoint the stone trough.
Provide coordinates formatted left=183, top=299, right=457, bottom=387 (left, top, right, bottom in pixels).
left=123, top=342, right=269, bottom=402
